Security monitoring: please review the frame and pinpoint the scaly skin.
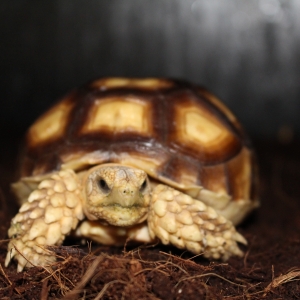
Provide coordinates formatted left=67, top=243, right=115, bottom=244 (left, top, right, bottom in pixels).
left=6, top=165, right=247, bottom=272
left=148, top=184, right=247, bottom=261
left=5, top=170, right=84, bottom=272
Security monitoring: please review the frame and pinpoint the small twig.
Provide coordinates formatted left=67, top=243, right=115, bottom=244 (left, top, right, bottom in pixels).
left=134, top=267, right=169, bottom=277
left=187, top=252, right=205, bottom=260
left=0, top=263, right=12, bottom=286
left=40, top=279, right=49, bottom=300
left=91, top=268, right=128, bottom=285
left=94, top=280, right=128, bottom=300
left=123, top=242, right=159, bottom=258
left=63, top=255, right=104, bottom=299
left=263, top=268, right=300, bottom=296
left=159, top=251, right=214, bottom=270
left=45, top=263, right=78, bottom=294
left=133, top=258, right=189, bottom=276
left=175, top=272, right=246, bottom=288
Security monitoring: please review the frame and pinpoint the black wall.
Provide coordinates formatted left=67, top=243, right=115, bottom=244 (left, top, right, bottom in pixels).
left=1, top=0, right=300, bottom=139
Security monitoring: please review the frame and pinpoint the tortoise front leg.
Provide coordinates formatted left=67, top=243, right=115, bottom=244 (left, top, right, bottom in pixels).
left=148, top=184, right=247, bottom=261
left=5, top=170, right=84, bottom=272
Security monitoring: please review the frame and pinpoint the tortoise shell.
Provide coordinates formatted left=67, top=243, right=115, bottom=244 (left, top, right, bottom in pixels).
left=19, top=78, right=257, bottom=210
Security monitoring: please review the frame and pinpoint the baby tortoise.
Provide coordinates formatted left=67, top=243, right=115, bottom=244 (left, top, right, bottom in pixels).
left=6, top=78, right=258, bottom=272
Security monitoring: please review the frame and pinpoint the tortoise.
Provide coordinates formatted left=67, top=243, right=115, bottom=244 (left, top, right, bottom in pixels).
left=5, top=78, right=258, bottom=272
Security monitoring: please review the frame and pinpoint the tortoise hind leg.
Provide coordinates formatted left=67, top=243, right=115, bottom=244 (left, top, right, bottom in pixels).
left=5, top=169, right=84, bottom=272
left=147, top=184, right=247, bottom=261
left=76, top=220, right=153, bottom=245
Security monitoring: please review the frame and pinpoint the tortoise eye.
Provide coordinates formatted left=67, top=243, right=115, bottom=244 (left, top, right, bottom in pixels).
left=98, top=179, right=110, bottom=194
left=140, top=179, right=148, bottom=192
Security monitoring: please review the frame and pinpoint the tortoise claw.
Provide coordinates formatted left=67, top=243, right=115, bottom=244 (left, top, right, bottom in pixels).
left=17, top=256, right=28, bottom=273
left=4, top=247, right=15, bottom=268
left=234, top=231, right=247, bottom=245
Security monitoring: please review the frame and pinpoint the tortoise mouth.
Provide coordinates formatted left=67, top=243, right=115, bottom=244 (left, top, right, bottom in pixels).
left=85, top=205, right=149, bottom=227
left=100, top=203, right=144, bottom=209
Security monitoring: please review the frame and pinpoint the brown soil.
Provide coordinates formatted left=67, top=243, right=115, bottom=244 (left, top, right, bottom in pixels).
left=0, top=138, right=300, bottom=299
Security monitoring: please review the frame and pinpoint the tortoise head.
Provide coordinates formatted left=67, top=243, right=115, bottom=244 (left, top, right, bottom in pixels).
left=82, top=164, right=151, bottom=226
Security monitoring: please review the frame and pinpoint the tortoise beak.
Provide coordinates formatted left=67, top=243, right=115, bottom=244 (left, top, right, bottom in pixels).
left=109, top=186, right=144, bottom=208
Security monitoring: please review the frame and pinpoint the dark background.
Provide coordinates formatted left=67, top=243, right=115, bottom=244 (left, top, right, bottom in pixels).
left=1, top=3, right=300, bottom=298
left=1, top=0, right=300, bottom=140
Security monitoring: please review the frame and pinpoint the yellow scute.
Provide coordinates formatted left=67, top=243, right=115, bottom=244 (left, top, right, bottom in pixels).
left=186, top=112, right=223, bottom=143
left=176, top=104, right=233, bottom=147
left=28, top=100, right=72, bottom=145
left=81, top=98, right=151, bottom=134
left=91, top=78, right=173, bottom=90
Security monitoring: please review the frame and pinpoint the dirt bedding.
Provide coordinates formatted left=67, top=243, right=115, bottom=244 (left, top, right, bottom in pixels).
left=0, top=139, right=300, bottom=299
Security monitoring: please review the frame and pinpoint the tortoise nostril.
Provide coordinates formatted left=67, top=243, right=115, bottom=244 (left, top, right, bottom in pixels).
left=123, top=189, right=134, bottom=195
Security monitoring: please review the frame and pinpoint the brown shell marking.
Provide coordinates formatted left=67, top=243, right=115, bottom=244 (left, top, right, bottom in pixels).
left=199, top=147, right=252, bottom=201
left=28, top=98, right=74, bottom=146
left=21, top=78, right=256, bottom=203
